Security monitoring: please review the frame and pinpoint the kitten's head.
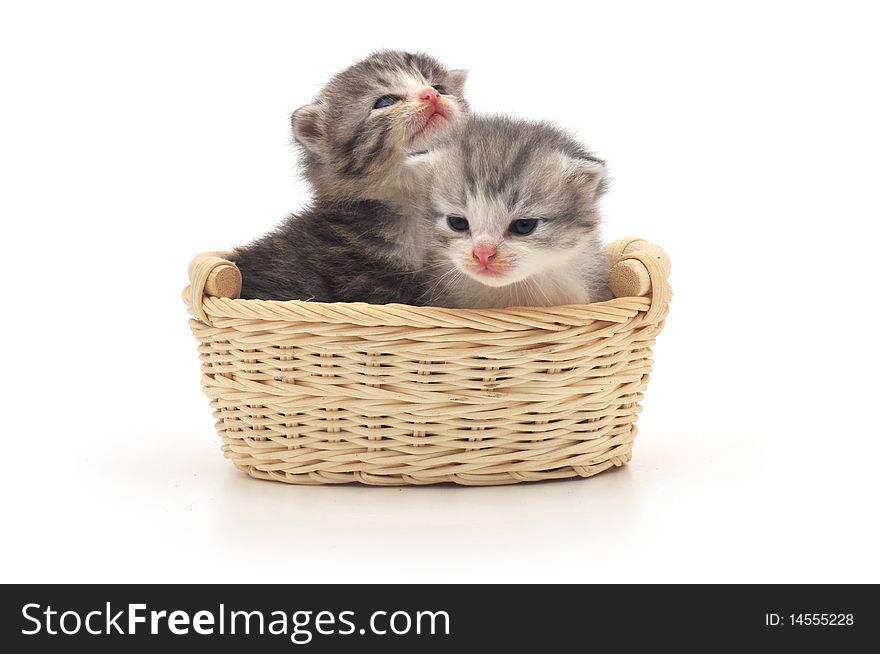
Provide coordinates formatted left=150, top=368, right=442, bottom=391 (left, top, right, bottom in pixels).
left=292, top=51, right=469, bottom=200
left=417, top=116, right=607, bottom=288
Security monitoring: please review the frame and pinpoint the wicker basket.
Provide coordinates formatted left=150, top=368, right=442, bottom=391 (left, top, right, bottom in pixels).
left=183, top=237, right=671, bottom=486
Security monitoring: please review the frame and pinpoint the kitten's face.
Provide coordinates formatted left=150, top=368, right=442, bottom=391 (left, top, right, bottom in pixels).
left=293, top=51, right=468, bottom=184
left=422, top=118, right=606, bottom=288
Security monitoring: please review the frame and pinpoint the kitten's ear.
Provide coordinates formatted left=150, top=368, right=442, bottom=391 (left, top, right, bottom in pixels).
left=562, top=156, right=607, bottom=198
left=291, top=103, right=325, bottom=155
left=445, top=69, right=469, bottom=93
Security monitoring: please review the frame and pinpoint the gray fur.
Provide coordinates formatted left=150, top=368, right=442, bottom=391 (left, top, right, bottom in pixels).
left=417, top=115, right=612, bottom=309
left=232, top=200, right=427, bottom=304
left=291, top=50, right=469, bottom=212
left=232, top=51, right=469, bottom=301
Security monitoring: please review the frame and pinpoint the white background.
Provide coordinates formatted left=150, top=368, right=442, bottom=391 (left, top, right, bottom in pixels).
left=1, top=1, right=878, bottom=583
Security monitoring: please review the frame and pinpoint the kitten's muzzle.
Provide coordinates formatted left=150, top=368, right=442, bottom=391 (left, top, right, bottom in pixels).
left=404, top=93, right=456, bottom=148
left=473, top=243, right=497, bottom=267
left=420, top=87, right=440, bottom=106
left=465, top=244, right=515, bottom=283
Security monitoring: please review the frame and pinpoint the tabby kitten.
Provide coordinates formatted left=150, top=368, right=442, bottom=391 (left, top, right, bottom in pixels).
left=415, top=115, right=612, bottom=309
left=293, top=50, right=469, bottom=212
left=232, top=51, right=469, bottom=301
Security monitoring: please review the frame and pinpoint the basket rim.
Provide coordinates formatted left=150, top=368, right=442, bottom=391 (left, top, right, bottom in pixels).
left=189, top=293, right=654, bottom=328
left=183, top=237, right=671, bottom=329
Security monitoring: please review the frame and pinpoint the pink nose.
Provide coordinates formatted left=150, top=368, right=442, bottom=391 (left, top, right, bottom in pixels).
left=473, top=244, right=497, bottom=267
left=420, top=88, right=439, bottom=105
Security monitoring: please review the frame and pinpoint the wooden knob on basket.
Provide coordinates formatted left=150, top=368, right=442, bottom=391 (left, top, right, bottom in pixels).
left=610, top=259, right=651, bottom=297
left=607, top=238, right=670, bottom=299
left=184, top=252, right=242, bottom=325
left=204, top=263, right=242, bottom=299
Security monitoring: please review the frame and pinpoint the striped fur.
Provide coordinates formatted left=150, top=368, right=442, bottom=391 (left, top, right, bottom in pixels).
left=232, top=51, right=468, bottom=302
left=233, top=200, right=428, bottom=303
left=292, top=50, right=469, bottom=211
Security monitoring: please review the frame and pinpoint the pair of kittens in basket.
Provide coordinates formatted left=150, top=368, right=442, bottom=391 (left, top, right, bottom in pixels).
left=233, top=51, right=611, bottom=309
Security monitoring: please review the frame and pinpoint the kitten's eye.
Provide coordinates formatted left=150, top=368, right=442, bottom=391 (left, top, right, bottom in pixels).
left=373, top=96, right=400, bottom=109
left=509, top=219, right=539, bottom=235
left=433, top=85, right=449, bottom=95
left=447, top=215, right=469, bottom=232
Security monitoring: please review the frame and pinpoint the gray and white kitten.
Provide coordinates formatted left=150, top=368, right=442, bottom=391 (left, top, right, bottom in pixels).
left=232, top=50, right=468, bottom=301
left=414, top=116, right=612, bottom=309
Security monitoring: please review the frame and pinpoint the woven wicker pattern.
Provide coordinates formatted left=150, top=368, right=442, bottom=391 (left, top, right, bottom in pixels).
left=184, top=238, right=671, bottom=486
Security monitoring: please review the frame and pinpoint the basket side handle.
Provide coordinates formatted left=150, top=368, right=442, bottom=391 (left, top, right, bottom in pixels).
left=183, top=251, right=242, bottom=323
left=607, top=237, right=671, bottom=322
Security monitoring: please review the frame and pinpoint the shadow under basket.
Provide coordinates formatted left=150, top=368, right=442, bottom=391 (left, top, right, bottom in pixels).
left=183, top=237, right=672, bottom=486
